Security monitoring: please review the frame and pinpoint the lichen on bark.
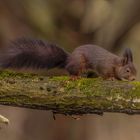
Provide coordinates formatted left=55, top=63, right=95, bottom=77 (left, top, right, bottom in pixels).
left=0, top=70, right=140, bottom=115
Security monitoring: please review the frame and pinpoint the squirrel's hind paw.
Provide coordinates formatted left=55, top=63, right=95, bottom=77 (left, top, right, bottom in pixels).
left=69, top=75, right=81, bottom=80
left=106, top=77, right=116, bottom=81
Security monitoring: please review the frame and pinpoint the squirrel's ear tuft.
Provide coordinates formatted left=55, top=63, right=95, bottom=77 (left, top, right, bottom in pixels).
left=122, top=48, right=133, bottom=64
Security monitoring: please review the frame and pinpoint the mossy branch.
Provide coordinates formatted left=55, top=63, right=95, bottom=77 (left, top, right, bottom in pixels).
left=0, top=70, right=140, bottom=115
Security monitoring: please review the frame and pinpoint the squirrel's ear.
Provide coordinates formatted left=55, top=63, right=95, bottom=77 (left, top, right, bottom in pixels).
left=122, top=48, right=133, bottom=65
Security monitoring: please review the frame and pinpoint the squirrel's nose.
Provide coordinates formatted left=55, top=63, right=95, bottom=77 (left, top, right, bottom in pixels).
left=130, top=76, right=136, bottom=81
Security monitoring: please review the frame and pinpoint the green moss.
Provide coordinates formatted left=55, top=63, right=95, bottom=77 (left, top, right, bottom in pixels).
left=0, top=70, right=37, bottom=79
left=0, top=70, right=140, bottom=114
left=50, top=76, right=69, bottom=81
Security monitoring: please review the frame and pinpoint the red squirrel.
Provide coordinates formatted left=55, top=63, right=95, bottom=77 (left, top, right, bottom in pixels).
left=0, top=38, right=136, bottom=81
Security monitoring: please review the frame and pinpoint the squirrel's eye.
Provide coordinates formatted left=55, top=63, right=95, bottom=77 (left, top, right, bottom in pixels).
left=126, top=69, right=130, bottom=73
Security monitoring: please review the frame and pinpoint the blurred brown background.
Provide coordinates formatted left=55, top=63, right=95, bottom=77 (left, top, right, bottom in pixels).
left=0, top=0, right=140, bottom=140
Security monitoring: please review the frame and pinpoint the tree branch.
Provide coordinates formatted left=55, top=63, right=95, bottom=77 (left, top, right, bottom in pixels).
left=0, top=70, right=140, bottom=115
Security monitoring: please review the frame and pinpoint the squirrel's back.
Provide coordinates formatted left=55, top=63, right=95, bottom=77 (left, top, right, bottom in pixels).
left=71, top=44, right=119, bottom=64
left=0, top=38, right=69, bottom=69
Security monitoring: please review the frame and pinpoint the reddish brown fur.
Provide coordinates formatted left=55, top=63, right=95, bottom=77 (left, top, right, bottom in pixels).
left=66, top=45, right=136, bottom=81
left=0, top=38, right=136, bottom=81
left=0, top=38, right=69, bottom=69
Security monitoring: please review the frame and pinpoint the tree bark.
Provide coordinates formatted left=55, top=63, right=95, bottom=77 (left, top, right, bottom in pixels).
left=0, top=70, right=140, bottom=115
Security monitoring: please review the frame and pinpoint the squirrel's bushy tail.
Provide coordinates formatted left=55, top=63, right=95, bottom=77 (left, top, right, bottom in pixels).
left=0, top=38, right=69, bottom=69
